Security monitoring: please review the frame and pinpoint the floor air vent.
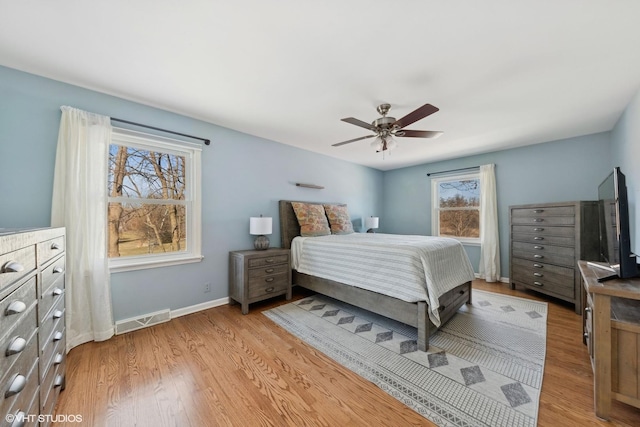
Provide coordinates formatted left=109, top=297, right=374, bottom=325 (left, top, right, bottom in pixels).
left=115, top=309, right=171, bottom=334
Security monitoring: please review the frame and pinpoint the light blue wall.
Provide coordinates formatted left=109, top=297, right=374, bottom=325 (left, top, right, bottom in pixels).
left=381, top=133, right=613, bottom=277
left=611, top=88, right=640, bottom=254
left=0, top=65, right=383, bottom=321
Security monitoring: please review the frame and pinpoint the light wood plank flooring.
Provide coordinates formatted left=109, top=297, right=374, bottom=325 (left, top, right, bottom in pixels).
left=53, top=281, right=640, bottom=426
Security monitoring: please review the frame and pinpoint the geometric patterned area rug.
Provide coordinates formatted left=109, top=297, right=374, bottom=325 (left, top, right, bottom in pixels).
left=263, top=290, right=547, bottom=427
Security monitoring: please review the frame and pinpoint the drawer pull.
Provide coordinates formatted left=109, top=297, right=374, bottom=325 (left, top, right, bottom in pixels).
left=533, top=281, right=543, bottom=287
left=533, top=227, right=544, bottom=231
left=533, top=272, right=543, bottom=277
left=5, top=374, right=26, bottom=398
left=533, top=245, right=543, bottom=250
left=265, top=268, right=274, bottom=273
left=53, top=331, right=63, bottom=342
left=51, top=242, right=61, bottom=250
left=54, top=375, right=64, bottom=388
left=265, top=286, right=275, bottom=293
left=585, top=307, right=592, bottom=313
left=5, top=301, right=27, bottom=316
left=54, top=353, right=64, bottom=365
left=6, top=337, right=27, bottom=356
left=53, top=310, right=64, bottom=319
left=533, top=218, right=544, bottom=223
left=9, top=410, right=26, bottom=427
left=52, top=287, right=63, bottom=296
left=265, top=258, right=274, bottom=264
left=53, top=266, right=64, bottom=274
left=533, top=236, right=544, bottom=241
left=533, top=209, right=544, bottom=213
left=1, top=261, right=24, bottom=273
left=533, top=263, right=543, bottom=268
left=533, top=254, right=543, bottom=259
left=265, top=277, right=274, bottom=283
left=583, top=332, right=589, bottom=339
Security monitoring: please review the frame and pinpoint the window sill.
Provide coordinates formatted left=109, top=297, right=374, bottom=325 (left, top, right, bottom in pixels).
left=109, top=254, right=204, bottom=273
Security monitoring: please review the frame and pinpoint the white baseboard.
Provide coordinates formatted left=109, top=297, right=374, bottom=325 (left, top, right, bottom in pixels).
left=474, top=273, right=510, bottom=284
left=171, top=296, right=230, bottom=319
left=113, top=296, right=230, bottom=335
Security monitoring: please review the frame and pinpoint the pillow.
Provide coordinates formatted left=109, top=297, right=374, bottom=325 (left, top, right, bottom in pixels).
left=291, top=202, right=331, bottom=237
left=323, top=204, right=354, bottom=235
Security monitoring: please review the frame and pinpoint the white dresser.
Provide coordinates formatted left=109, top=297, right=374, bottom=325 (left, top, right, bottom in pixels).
left=1, top=228, right=66, bottom=427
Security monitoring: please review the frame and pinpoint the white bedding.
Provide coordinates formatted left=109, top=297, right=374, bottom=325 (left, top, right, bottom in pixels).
left=291, top=233, right=476, bottom=326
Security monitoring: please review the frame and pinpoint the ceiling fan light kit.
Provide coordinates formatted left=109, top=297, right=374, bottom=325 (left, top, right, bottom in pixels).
left=333, top=102, right=442, bottom=153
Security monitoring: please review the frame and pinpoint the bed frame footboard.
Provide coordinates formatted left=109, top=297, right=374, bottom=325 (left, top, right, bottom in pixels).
left=293, top=270, right=472, bottom=351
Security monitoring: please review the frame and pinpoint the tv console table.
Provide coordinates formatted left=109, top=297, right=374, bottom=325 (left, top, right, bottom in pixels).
left=579, top=261, right=640, bottom=420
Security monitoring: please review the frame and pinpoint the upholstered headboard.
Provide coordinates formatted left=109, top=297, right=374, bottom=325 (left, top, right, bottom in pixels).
left=278, top=200, right=344, bottom=249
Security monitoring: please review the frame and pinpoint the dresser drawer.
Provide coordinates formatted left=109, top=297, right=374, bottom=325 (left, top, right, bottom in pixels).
left=39, top=256, right=65, bottom=298
left=41, top=358, right=65, bottom=427
left=0, top=246, right=36, bottom=294
left=0, top=307, right=37, bottom=378
left=511, top=215, right=575, bottom=226
left=512, top=274, right=575, bottom=300
left=248, top=255, right=288, bottom=268
left=37, top=236, right=65, bottom=267
left=2, top=361, right=39, bottom=427
left=248, top=273, right=289, bottom=299
left=511, top=206, right=575, bottom=218
left=512, top=264, right=574, bottom=290
left=40, top=346, right=65, bottom=410
left=39, top=276, right=65, bottom=325
left=511, top=232, right=575, bottom=247
left=39, top=298, right=65, bottom=356
left=0, top=277, right=37, bottom=340
left=512, top=225, right=575, bottom=238
left=512, top=242, right=575, bottom=267
left=0, top=338, right=38, bottom=417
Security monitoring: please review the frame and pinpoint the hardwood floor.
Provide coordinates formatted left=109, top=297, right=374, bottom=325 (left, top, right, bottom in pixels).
left=53, top=281, right=640, bottom=426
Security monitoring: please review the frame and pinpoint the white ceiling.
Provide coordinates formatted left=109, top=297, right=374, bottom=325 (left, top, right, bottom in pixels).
left=2, top=1, right=640, bottom=171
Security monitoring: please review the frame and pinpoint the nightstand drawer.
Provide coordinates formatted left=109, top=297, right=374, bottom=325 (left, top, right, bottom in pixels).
left=248, top=255, right=288, bottom=268
left=248, top=264, right=289, bottom=278
left=248, top=280, right=289, bottom=299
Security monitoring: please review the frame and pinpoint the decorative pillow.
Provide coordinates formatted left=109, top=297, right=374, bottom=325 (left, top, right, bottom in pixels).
left=323, top=204, right=354, bottom=235
left=291, top=202, right=331, bottom=237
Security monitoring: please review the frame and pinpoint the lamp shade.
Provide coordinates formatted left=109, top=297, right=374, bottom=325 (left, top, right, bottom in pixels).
left=365, top=216, right=379, bottom=229
left=250, top=216, right=272, bottom=235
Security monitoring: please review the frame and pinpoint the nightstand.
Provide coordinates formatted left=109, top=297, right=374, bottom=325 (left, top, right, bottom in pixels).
left=229, top=248, right=292, bottom=314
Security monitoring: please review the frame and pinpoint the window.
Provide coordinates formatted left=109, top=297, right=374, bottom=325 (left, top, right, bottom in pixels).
left=108, top=128, right=202, bottom=272
left=431, top=172, right=481, bottom=244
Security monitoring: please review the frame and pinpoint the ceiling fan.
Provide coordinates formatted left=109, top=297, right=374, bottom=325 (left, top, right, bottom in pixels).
left=333, top=103, right=443, bottom=152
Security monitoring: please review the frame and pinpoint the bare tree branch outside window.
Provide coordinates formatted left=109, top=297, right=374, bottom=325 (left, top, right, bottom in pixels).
left=437, top=178, right=480, bottom=239
left=108, top=144, right=187, bottom=257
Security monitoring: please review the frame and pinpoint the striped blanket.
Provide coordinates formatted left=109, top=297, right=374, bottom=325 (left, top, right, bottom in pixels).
left=291, top=233, right=476, bottom=326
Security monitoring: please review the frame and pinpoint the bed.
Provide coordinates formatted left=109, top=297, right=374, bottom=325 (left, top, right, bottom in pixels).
left=279, top=200, right=475, bottom=351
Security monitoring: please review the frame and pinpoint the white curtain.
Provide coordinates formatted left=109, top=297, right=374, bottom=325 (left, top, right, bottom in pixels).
left=478, top=164, right=501, bottom=282
left=51, top=106, right=114, bottom=351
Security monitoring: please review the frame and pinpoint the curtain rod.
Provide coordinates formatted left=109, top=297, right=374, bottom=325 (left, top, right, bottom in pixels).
left=426, top=166, right=480, bottom=177
left=111, top=117, right=210, bottom=146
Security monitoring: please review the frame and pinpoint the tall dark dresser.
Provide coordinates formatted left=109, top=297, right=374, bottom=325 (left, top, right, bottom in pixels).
left=510, top=201, right=599, bottom=313
left=1, top=227, right=66, bottom=427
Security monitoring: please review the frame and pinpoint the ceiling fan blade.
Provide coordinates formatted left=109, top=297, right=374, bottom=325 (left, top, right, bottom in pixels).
left=341, top=117, right=376, bottom=131
left=393, top=103, right=439, bottom=129
left=398, top=130, right=443, bottom=138
left=332, top=134, right=375, bottom=147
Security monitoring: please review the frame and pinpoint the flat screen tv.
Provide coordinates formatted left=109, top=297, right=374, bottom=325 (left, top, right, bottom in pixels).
left=597, top=167, right=639, bottom=280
